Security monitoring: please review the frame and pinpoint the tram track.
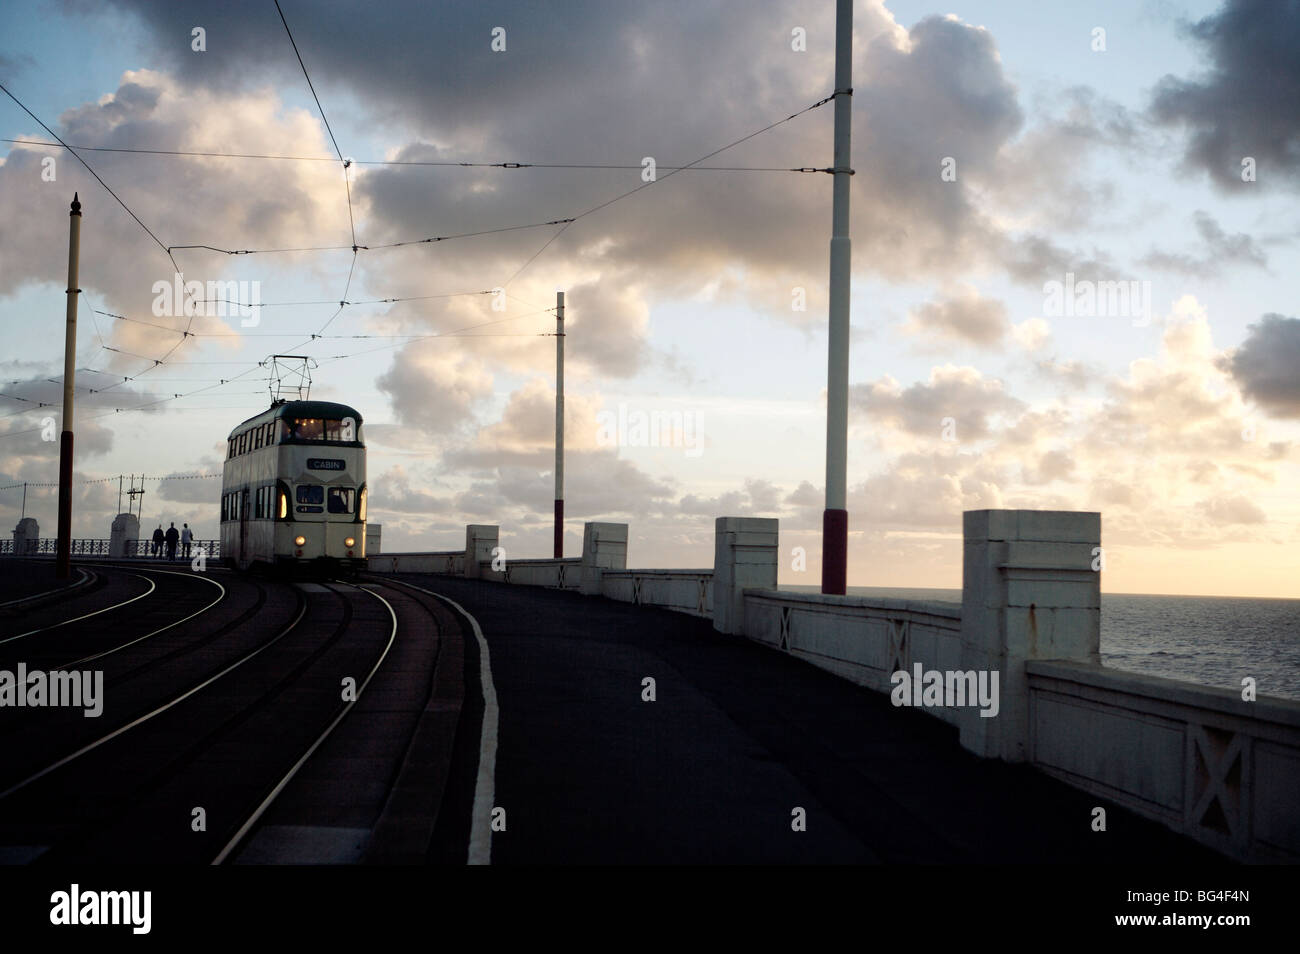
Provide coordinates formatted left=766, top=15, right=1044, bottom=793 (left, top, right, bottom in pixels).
left=0, top=563, right=485, bottom=867
left=0, top=580, right=402, bottom=864
left=0, top=565, right=292, bottom=763
left=212, top=580, right=398, bottom=864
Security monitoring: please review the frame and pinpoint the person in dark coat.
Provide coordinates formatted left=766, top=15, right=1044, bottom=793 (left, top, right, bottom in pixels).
left=152, top=525, right=165, bottom=558
left=165, top=522, right=180, bottom=561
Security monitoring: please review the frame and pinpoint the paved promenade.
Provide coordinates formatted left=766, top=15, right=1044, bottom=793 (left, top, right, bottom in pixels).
left=399, top=574, right=1222, bottom=864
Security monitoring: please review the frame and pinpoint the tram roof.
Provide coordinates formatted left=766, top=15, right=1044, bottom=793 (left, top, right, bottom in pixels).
left=228, top=400, right=364, bottom=436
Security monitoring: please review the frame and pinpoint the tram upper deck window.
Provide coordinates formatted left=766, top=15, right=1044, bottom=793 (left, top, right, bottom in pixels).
left=327, top=487, right=355, bottom=514
left=284, top=417, right=360, bottom=443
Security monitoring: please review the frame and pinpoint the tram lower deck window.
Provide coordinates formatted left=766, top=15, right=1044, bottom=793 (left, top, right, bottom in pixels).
left=296, top=485, right=324, bottom=504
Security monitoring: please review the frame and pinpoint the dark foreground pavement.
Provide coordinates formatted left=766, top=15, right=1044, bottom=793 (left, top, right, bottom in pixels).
left=399, top=574, right=1223, bottom=864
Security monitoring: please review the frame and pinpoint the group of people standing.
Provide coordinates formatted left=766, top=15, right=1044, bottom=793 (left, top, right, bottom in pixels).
left=150, top=522, right=194, bottom=560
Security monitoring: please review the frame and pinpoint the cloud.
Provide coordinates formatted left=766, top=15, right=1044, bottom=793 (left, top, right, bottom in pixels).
left=155, top=462, right=223, bottom=504
left=88, top=0, right=1062, bottom=305
left=1011, top=318, right=1051, bottom=352
left=373, top=343, right=493, bottom=435
left=1198, top=493, right=1267, bottom=525
left=679, top=478, right=782, bottom=516
left=1149, top=0, right=1300, bottom=189
left=825, top=298, right=1289, bottom=548
left=443, top=379, right=604, bottom=469
left=1220, top=313, right=1300, bottom=417
left=1139, top=210, right=1268, bottom=275
left=851, top=365, right=1024, bottom=440
left=901, top=285, right=1009, bottom=349
left=1034, top=358, right=1093, bottom=389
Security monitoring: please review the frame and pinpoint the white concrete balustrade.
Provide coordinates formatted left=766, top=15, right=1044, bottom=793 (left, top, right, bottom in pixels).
left=371, top=508, right=1300, bottom=861
left=1027, top=660, right=1300, bottom=863
left=745, top=590, right=963, bottom=723
left=601, top=568, right=713, bottom=617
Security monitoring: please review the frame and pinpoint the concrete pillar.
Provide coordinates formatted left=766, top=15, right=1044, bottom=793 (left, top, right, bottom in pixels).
left=109, top=513, right=140, bottom=558
left=13, top=517, right=38, bottom=555
left=580, top=522, right=627, bottom=595
left=365, top=523, right=382, bottom=556
left=959, top=510, right=1101, bottom=762
left=713, top=517, right=778, bottom=635
left=464, top=524, right=499, bottom=579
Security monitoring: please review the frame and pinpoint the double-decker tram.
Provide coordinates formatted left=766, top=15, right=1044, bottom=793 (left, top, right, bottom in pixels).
left=220, top=400, right=367, bottom=573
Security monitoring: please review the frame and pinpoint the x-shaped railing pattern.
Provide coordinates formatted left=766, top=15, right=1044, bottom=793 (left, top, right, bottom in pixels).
left=1186, top=723, right=1245, bottom=844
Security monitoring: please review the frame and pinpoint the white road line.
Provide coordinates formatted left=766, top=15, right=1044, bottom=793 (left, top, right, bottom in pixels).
left=382, top=579, right=498, bottom=866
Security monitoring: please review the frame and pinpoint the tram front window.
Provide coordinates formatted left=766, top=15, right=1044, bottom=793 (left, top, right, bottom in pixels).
left=296, top=485, right=324, bottom=504
left=327, top=488, right=355, bottom=514
left=288, top=418, right=324, bottom=441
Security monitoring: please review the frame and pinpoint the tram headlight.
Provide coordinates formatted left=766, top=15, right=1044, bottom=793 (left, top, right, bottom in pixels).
left=344, top=537, right=355, bottom=548
left=294, top=535, right=306, bottom=547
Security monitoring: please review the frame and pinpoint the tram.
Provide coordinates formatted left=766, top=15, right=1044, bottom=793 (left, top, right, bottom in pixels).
left=220, top=400, right=367, bottom=573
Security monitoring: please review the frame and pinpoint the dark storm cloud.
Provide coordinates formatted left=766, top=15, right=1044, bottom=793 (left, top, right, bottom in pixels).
left=1149, top=0, right=1300, bottom=189
left=1222, top=313, right=1300, bottom=417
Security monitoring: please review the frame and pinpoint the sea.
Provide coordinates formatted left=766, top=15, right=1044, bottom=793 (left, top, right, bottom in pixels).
left=785, top=586, right=1300, bottom=702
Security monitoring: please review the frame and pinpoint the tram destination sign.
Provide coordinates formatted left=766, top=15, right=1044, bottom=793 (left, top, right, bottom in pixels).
left=307, top=458, right=346, bottom=471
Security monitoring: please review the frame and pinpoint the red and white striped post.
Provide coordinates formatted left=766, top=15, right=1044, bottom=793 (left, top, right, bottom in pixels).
left=821, top=0, right=853, bottom=594
left=553, top=290, right=565, bottom=558
left=56, top=193, right=82, bottom=579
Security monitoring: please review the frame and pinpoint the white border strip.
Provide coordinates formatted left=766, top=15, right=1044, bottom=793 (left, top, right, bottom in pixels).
left=386, top=580, right=498, bottom=866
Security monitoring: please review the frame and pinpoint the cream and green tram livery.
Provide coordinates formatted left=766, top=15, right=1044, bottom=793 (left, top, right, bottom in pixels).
left=220, top=400, right=367, bottom=572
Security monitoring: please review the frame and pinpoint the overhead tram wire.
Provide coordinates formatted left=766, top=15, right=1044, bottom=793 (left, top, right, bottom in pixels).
left=273, top=0, right=356, bottom=253
left=0, top=360, right=273, bottom=442
left=1, top=138, right=834, bottom=174
left=168, top=217, right=579, bottom=257
left=500, top=91, right=839, bottom=288
left=0, top=84, right=181, bottom=277
left=149, top=88, right=838, bottom=345
left=2, top=70, right=835, bottom=433
left=0, top=84, right=210, bottom=392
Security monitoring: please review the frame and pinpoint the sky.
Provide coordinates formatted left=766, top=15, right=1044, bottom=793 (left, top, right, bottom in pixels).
left=1, top=0, right=1297, bottom=598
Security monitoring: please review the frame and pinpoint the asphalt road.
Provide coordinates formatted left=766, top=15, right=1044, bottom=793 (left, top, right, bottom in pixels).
left=401, top=574, right=1223, bottom=864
